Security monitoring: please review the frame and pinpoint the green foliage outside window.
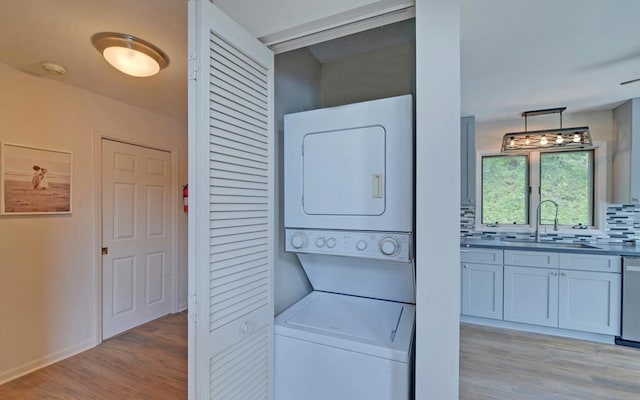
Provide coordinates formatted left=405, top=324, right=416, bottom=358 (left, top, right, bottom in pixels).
left=482, top=155, right=528, bottom=224
left=540, top=151, right=593, bottom=226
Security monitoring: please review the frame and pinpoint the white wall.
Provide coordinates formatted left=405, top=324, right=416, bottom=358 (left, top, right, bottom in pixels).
left=320, top=41, right=415, bottom=107
left=273, top=49, right=319, bottom=314
left=0, top=62, right=187, bottom=384
left=415, top=0, right=460, bottom=398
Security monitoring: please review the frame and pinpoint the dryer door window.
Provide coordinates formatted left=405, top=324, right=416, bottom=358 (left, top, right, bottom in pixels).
left=303, top=126, right=386, bottom=216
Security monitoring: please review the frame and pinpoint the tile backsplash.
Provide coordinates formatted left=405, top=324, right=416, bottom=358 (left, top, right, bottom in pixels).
left=461, top=203, right=640, bottom=244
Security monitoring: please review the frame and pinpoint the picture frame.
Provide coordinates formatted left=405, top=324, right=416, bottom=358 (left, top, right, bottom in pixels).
left=1, top=142, right=73, bottom=215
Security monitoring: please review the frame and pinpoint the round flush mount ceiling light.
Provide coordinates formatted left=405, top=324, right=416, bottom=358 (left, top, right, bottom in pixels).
left=91, top=32, right=169, bottom=77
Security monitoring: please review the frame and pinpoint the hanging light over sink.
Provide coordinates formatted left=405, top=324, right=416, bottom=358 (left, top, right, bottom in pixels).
left=501, top=107, right=592, bottom=152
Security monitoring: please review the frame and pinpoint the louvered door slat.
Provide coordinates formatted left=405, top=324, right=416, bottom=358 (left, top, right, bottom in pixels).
left=211, top=262, right=268, bottom=287
left=210, top=230, right=267, bottom=246
left=210, top=224, right=267, bottom=237
left=212, top=168, right=267, bottom=184
left=211, top=180, right=268, bottom=191
left=210, top=244, right=269, bottom=264
left=211, top=152, right=267, bottom=171
left=210, top=214, right=267, bottom=226
left=210, top=134, right=268, bottom=158
left=211, top=112, right=267, bottom=138
left=210, top=66, right=267, bottom=107
left=211, top=39, right=268, bottom=87
left=212, top=98, right=269, bottom=130
left=211, top=80, right=269, bottom=118
left=210, top=254, right=268, bottom=277
left=210, top=119, right=269, bottom=146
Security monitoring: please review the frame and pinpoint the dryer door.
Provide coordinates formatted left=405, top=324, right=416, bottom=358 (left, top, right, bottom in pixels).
left=303, top=126, right=385, bottom=216
left=284, top=95, right=413, bottom=232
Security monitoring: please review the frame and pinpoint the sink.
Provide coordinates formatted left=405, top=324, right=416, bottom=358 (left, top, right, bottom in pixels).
left=500, top=240, right=600, bottom=249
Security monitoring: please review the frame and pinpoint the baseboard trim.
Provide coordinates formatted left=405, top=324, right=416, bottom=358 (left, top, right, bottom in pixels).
left=0, top=339, right=96, bottom=385
left=461, top=315, right=616, bottom=344
left=176, top=304, right=188, bottom=313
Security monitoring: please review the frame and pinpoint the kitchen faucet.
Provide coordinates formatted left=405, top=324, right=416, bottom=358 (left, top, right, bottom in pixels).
left=535, top=199, right=559, bottom=242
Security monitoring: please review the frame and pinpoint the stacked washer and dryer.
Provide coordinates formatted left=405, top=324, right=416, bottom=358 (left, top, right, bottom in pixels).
left=274, top=94, right=416, bottom=400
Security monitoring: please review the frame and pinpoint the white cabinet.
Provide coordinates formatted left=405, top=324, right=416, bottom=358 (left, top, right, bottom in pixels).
left=504, top=265, right=559, bottom=327
left=612, top=98, right=640, bottom=203
left=558, top=270, right=621, bottom=335
left=503, top=250, right=621, bottom=335
left=460, top=248, right=503, bottom=320
left=460, top=116, right=476, bottom=206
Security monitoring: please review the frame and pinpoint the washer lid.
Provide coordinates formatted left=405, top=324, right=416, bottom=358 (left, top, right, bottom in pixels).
left=276, top=291, right=415, bottom=362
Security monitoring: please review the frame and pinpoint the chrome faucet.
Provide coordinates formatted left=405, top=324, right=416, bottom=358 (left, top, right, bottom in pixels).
left=535, top=199, right=559, bottom=242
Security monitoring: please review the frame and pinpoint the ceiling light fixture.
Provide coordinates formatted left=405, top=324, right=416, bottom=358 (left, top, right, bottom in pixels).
left=501, top=107, right=592, bottom=152
left=91, top=32, right=169, bottom=77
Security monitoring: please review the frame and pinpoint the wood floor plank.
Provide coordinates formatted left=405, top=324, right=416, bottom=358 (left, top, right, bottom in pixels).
left=460, top=323, right=640, bottom=400
left=0, top=312, right=187, bottom=400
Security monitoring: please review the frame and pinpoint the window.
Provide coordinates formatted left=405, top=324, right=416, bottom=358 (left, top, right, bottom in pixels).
left=540, top=150, right=594, bottom=226
left=480, top=149, right=598, bottom=229
left=481, top=155, right=529, bottom=225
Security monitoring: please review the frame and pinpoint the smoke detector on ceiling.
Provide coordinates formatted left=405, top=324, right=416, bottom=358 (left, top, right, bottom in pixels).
left=40, top=61, right=67, bottom=76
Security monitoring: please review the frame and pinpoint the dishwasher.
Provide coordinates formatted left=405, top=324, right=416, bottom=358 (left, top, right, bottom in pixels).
left=617, top=257, right=640, bottom=347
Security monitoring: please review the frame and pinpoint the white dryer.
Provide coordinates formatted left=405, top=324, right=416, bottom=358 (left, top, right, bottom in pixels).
left=284, top=94, right=413, bottom=232
left=277, top=95, right=415, bottom=400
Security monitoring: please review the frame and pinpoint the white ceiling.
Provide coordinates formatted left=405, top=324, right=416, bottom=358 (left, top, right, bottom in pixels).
left=1, top=0, right=639, bottom=124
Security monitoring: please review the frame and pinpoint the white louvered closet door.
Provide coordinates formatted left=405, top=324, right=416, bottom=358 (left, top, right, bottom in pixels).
left=188, top=1, right=274, bottom=399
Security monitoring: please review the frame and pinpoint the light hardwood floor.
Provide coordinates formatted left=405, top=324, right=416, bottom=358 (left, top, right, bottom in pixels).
left=3, top=315, right=640, bottom=399
left=460, top=323, right=640, bottom=400
left=0, top=312, right=187, bottom=400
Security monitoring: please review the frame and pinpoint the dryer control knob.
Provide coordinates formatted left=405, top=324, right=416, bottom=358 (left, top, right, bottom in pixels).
left=379, top=237, right=400, bottom=256
left=315, top=237, right=326, bottom=248
left=326, top=238, right=336, bottom=248
left=356, top=240, right=368, bottom=251
left=290, top=232, right=307, bottom=249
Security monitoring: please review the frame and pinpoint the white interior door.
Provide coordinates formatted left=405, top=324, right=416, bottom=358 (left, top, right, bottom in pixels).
left=102, top=139, right=173, bottom=339
left=188, top=1, right=274, bottom=399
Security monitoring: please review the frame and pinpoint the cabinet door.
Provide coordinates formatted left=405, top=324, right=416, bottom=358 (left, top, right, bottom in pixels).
left=460, top=116, right=475, bottom=205
left=504, top=266, right=558, bottom=327
left=461, top=263, right=503, bottom=319
left=558, top=270, right=621, bottom=335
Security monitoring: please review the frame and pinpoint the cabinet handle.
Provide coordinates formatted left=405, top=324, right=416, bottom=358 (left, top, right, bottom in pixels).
left=560, top=272, right=567, bottom=277
left=550, top=272, right=558, bottom=276
left=463, top=264, right=469, bottom=269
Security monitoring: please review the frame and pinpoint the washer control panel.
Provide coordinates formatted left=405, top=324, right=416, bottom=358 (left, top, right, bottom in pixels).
left=285, top=229, right=413, bottom=262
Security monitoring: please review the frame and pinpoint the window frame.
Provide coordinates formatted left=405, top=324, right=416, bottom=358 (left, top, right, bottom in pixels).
left=475, top=142, right=607, bottom=234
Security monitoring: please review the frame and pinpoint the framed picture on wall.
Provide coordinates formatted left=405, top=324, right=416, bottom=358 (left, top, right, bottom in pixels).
left=0, top=143, right=73, bottom=215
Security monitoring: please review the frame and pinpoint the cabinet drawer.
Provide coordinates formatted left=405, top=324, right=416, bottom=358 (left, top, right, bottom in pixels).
left=558, top=253, right=621, bottom=273
left=504, top=250, right=559, bottom=268
left=460, top=248, right=503, bottom=265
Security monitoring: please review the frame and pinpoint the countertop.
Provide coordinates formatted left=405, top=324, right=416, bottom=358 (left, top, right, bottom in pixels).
left=460, top=237, right=640, bottom=257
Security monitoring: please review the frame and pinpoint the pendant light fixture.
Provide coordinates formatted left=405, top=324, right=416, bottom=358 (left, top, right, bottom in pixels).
left=91, top=32, right=169, bottom=77
left=501, top=107, right=592, bottom=152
